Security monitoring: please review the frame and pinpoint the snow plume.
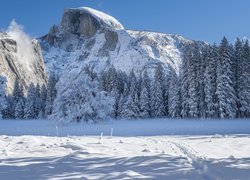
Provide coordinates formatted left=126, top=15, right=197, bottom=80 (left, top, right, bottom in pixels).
left=7, top=20, right=35, bottom=70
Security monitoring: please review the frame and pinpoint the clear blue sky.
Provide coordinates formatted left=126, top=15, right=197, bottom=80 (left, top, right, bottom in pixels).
left=0, top=0, right=249, bottom=43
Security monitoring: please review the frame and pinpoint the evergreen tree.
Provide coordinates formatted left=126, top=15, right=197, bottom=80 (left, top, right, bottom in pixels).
left=168, top=71, right=181, bottom=118
left=216, top=37, right=237, bottom=118
left=181, top=46, right=191, bottom=118
left=140, top=86, right=151, bottom=118
left=150, top=80, right=164, bottom=117
left=15, top=97, right=25, bottom=118
left=238, top=40, right=250, bottom=117
left=24, top=83, right=37, bottom=119
left=204, top=45, right=218, bottom=118
left=45, top=72, right=57, bottom=117
left=34, top=84, right=41, bottom=117
left=0, top=76, right=7, bottom=119
left=111, top=90, right=120, bottom=118
left=154, top=64, right=168, bottom=115
left=187, top=44, right=200, bottom=118
left=40, top=84, right=47, bottom=118
left=121, top=94, right=140, bottom=119
left=12, top=78, right=24, bottom=118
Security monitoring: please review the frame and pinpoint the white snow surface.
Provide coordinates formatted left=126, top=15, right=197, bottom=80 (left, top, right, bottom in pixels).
left=0, top=119, right=250, bottom=179
left=69, top=7, right=124, bottom=30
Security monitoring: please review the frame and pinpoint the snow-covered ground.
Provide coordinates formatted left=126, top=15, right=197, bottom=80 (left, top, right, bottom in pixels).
left=0, top=119, right=250, bottom=179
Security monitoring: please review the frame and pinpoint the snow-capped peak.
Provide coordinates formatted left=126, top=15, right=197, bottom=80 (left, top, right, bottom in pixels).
left=67, top=7, right=124, bottom=30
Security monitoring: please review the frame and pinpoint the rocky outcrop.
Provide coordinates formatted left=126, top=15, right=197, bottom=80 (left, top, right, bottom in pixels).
left=61, top=9, right=101, bottom=37
left=0, top=32, right=47, bottom=94
left=41, top=7, right=122, bottom=52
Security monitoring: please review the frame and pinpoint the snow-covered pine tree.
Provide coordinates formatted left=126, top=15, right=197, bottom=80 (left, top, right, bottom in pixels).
left=168, top=70, right=181, bottom=118
left=12, top=78, right=25, bottom=118
left=142, top=70, right=151, bottom=95
left=45, top=72, right=57, bottom=117
left=120, top=70, right=140, bottom=119
left=154, top=64, right=168, bottom=115
left=140, top=86, right=151, bottom=118
left=40, top=84, right=47, bottom=118
left=216, top=37, right=237, bottom=118
left=2, top=96, right=12, bottom=119
left=111, top=90, right=120, bottom=118
left=204, top=45, right=218, bottom=118
left=150, top=80, right=164, bottom=118
left=0, top=76, right=7, bottom=119
left=34, top=84, right=41, bottom=117
left=234, top=38, right=243, bottom=100
left=121, top=93, right=140, bottom=119
left=238, top=40, right=250, bottom=117
left=117, top=94, right=126, bottom=118
left=181, top=46, right=191, bottom=118
left=187, top=44, right=199, bottom=118
left=24, top=83, right=37, bottom=119
left=14, top=97, right=25, bottom=119
left=197, top=45, right=206, bottom=118
left=128, top=70, right=138, bottom=95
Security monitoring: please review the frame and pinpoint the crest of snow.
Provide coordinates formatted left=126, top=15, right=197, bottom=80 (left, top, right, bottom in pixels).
left=71, top=7, right=124, bottom=30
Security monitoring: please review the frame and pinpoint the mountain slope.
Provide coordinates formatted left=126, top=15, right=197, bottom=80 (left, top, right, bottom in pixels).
left=39, top=7, right=201, bottom=77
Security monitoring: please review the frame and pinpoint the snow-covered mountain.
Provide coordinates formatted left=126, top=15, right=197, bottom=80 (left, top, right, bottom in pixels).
left=39, top=7, right=201, bottom=76
left=0, top=30, right=47, bottom=94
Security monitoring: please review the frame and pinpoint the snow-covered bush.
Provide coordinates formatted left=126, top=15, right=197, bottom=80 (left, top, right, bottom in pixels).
left=52, top=66, right=114, bottom=124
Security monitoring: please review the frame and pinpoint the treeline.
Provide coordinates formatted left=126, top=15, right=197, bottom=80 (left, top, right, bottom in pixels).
left=2, top=73, right=57, bottom=119
left=100, top=37, right=250, bottom=119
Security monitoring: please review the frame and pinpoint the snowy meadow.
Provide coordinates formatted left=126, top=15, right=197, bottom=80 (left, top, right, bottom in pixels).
left=0, top=119, right=250, bottom=179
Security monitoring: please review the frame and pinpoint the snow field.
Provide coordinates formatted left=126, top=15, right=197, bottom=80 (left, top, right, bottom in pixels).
left=0, top=135, right=250, bottom=179
left=0, top=119, right=250, bottom=179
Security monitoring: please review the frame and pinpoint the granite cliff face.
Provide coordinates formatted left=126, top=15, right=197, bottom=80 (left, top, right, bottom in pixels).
left=40, top=7, right=203, bottom=78
left=0, top=32, right=47, bottom=94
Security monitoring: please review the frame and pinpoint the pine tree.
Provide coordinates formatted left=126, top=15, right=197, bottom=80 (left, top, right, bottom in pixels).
left=154, top=64, right=168, bottom=115
left=12, top=78, right=24, bottom=118
left=168, top=71, right=181, bottom=118
left=204, top=45, right=218, bottom=118
left=238, top=40, right=250, bottom=117
left=24, top=83, right=37, bottom=119
left=150, top=80, right=164, bottom=117
left=45, top=72, right=57, bottom=116
left=34, top=84, right=41, bottom=117
left=181, top=46, right=191, bottom=118
left=234, top=38, right=243, bottom=97
left=121, top=94, right=139, bottom=119
left=40, top=84, right=47, bottom=118
left=15, top=97, right=25, bottom=119
left=216, top=37, right=237, bottom=118
left=0, top=76, right=7, bottom=119
left=140, top=86, right=151, bottom=118
left=111, top=90, right=120, bottom=118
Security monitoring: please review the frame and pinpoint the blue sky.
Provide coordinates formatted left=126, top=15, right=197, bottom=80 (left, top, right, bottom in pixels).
left=0, top=0, right=249, bottom=43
